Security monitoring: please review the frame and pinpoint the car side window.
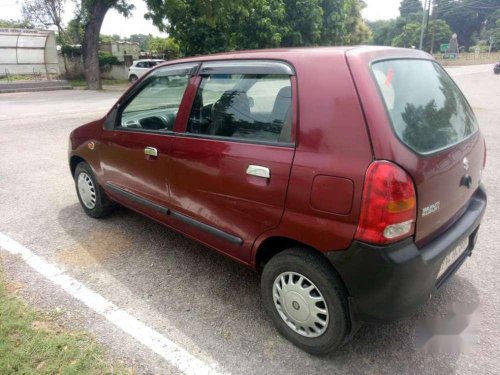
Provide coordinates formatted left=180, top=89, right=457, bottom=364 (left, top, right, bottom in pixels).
left=135, top=62, right=146, bottom=68
left=118, top=71, right=190, bottom=132
left=187, top=74, right=293, bottom=143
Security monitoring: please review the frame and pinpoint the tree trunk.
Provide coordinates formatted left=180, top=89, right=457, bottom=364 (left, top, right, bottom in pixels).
left=82, top=1, right=109, bottom=90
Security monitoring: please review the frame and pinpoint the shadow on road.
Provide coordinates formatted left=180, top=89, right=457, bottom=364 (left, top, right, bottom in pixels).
left=57, top=202, right=479, bottom=374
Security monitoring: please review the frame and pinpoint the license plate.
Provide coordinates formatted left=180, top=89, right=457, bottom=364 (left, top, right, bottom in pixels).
left=437, top=237, right=469, bottom=279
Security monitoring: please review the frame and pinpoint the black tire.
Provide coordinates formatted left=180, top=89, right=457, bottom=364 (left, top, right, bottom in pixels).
left=261, top=248, right=350, bottom=355
left=129, top=74, right=138, bottom=83
left=74, top=162, right=114, bottom=218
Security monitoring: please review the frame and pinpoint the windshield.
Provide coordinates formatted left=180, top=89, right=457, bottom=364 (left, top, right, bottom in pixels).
left=371, top=59, right=478, bottom=155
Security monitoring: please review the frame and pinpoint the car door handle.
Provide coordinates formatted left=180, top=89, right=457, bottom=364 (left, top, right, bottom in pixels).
left=144, top=147, right=158, bottom=157
left=246, top=165, right=270, bottom=179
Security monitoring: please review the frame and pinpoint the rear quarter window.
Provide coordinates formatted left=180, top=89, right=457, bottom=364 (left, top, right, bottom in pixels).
left=371, top=59, right=478, bottom=155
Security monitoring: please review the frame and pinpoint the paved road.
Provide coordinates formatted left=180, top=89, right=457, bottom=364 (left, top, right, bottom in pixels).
left=0, top=67, right=499, bottom=375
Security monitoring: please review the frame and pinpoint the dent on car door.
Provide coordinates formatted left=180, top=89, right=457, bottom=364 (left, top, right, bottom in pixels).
left=99, top=63, right=199, bottom=213
left=167, top=60, right=297, bottom=263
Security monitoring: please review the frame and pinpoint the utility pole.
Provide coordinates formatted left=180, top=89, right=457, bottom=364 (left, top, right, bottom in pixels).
left=419, top=0, right=430, bottom=50
left=424, top=0, right=432, bottom=51
left=430, top=0, right=439, bottom=54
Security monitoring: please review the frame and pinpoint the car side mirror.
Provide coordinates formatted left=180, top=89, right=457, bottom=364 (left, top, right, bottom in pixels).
left=104, top=106, right=118, bottom=130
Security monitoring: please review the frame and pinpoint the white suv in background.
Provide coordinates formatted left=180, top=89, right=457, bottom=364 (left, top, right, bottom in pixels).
left=128, top=59, right=165, bottom=83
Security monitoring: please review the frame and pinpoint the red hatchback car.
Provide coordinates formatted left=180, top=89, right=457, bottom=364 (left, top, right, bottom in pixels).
left=69, top=46, right=486, bottom=354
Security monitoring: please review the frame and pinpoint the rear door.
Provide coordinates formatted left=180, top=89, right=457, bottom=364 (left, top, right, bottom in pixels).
left=167, top=60, right=297, bottom=262
left=348, top=51, right=485, bottom=246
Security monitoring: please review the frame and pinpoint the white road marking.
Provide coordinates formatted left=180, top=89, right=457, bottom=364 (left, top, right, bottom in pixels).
left=0, top=232, right=224, bottom=375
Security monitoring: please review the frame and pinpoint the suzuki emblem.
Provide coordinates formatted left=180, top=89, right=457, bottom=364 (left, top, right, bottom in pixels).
left=463, top=157, right=469, bottom=171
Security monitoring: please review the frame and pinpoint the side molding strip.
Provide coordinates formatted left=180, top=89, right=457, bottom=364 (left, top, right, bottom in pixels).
left=170, top=211, right=243, bottom=245
left=106, top=183, right=168, bottom=215
left=105, top=183, right=243, bottom=245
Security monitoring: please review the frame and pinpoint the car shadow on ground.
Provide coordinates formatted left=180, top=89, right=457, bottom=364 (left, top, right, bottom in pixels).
left=57, top=203, right=479, bottom=374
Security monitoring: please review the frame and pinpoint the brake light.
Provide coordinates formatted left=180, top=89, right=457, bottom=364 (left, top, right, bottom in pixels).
left=355, top=161, right=416, bottom=244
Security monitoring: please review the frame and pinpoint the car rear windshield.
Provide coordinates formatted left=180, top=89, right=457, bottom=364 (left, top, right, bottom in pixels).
left=371, top=59, right=478, bottom=154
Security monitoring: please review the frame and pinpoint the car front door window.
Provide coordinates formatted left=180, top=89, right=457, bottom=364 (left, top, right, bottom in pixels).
left=119, top=72, right=190, bottom=132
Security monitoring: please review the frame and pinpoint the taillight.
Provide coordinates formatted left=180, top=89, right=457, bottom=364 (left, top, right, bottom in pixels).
left=355, top=161, right=416, bottom=245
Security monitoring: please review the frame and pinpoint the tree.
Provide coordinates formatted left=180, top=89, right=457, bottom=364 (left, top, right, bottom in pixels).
left=341, top=0, right=371, bottom=44
left=144, top=0, right=371, bottom=55
left=280, top=0, right=323, bottom=46
left=438, top=0, right=500, bottom=50
left=480, top=9, right=500, bottom=51
left=369, top=18, right=405, bottom=45
left=75, top=0, right=134, bottom=89
left=21, top=0, right=133, bottom=89
left=148, top=37, right=180, bottom=59
left=22, top=0, right=70, bottom=74
left=0, top=18, right=34, bottom=28
left=127, top=33, right=153, bottom=50
left=399, top=0, right=423, bottom=18
left=22, top=0, right=65, bottom=36
left=100, top=34, right=122, bottom=42
left=63, top=18, right=84, bottom=45
left=391, top=19, right=452, bottom=50
left=229, top=0, right=286, bottom=49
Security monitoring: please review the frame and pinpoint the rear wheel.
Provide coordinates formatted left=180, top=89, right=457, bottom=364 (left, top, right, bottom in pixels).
left=74, top=162, right=114, bottom=218
left=129, top=74, right=138, bottom=83
left=261, top=248, right=350, bottom=355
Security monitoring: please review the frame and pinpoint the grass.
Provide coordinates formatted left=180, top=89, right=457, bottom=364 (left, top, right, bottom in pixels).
left=0, top=269, right=131, bottom=374
left=68, top=79, right=130, bottom=88
left=0, top=75, right=37, bottom=82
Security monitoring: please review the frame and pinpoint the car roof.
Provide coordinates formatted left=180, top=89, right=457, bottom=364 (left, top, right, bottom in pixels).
left=155, top=46, right=432, bottom=69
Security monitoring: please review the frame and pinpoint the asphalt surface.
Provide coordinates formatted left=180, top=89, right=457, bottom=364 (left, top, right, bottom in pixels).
left=0, top=64, right=499, bottom=375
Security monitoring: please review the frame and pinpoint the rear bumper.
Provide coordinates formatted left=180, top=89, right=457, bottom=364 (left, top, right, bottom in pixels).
left=325, top=184, right=487, bottom=323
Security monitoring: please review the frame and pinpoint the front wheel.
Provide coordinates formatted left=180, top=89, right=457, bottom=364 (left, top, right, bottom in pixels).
left=74, top=162, right=114, bottom=218
left=129, top=74, right=138, bottom=83
left=261, top=248, right=350, bottom=355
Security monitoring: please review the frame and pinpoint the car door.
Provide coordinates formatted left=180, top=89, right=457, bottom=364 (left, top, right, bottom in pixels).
left=99, top=63, right=199, bottom=216
left=167, top=60, right=297, bottom=262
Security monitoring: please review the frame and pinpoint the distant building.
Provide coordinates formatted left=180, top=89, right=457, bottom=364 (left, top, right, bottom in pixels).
left=0, top=28, right=60, bottom=76
left=99, top=41, right=140, bottom=62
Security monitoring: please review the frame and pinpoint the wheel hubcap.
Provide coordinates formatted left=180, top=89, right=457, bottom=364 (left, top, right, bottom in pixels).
left=273, top=272, right=329, bottom=338
left=77, top=172, right=96, bottom=209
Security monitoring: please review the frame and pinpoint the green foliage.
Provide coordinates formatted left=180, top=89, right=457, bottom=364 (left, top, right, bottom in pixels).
left=392, top=19, right=452, bottom=50
left=340, top=0, right=372, bottom=44
left=230, top=0, right=286, bottom=49
left=62, top=18, right=85, bottom=45
left=391, top=22, right=422, bottom=48
left=399, top=0, right=422, bottom=18
left=148, top=37, right=181, bottom=59
left=100, top=34, right=122, bottom=43
left=144, top=0, right=370, bottom=55
left=369, top=18, right=405, bottom=46
left=61, top=44, right=82, bottom=56
left=438, top=0, right=500, bottom=49
left=478, top=8, right=500, bottom=51
left=0, top=18, right=34, bottom=28
left=98, top=51, right=119, bottom=66
left=126, top=33, right=153, bottom=50
left=281, top=0, right=323, bottom=46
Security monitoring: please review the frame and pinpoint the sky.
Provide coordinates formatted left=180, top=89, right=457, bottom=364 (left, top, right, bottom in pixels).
left=0, top=0, right=403, bottom=38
